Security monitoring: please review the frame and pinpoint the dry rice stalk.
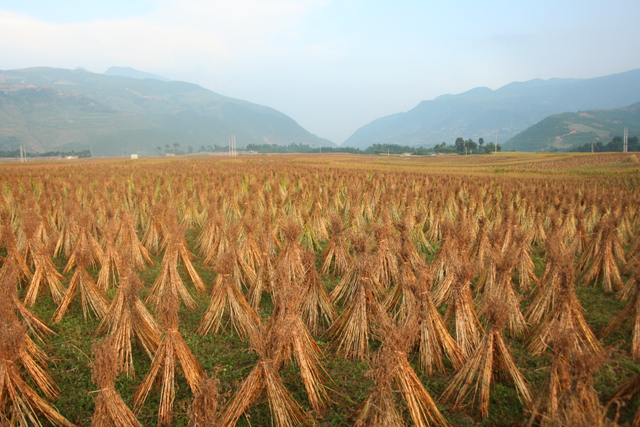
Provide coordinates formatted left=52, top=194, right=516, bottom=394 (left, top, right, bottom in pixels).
left=478, top=249, right=527, bottom=337
left=247, top=236, right=276, bottom=310
left=90, top=338, right=142, bottom=427
left=197, top=252, right=260, bottom=338
left=524, top=332, right=610, bottom=427
left=599, top=265, right=640, bottom=359
left=20, top=210, right=66, bottom=306
left=0, top=263, right=74, bottom=427
left=133, top=294, right=203, bottom=427
left=408, top=269, right=465, bottom=375
left=579, top=217, right=626, bottom=292
left=606, top=371, right=640, bottom=427
left=53, top=244, right=110, bottom=323
left=443, top=264, right=483, bottom=358
left=219, top=325, right=310, bottom=427
left=319, top=214, right=352, bottom=277
left=188, top=374, right=220, bottom=427
left=116, top=211, right=153, bottom=271
left=23, top=247, right=66, bottom=308
left=268, top=253, right=330, bottom=414
left=1, top=218, right=33, bottom=284
left=526, top=229, right=569, bottom=326
left=97, top=217, right=120, bottom=292
left=526, top=262, right=602, bottom=358
left=442, top=297, right=532, bottom=419
left=328, top=235, right=384, bottom=360
left=300, top=251, right=336, bottom=335
left=353, top=293, right=449, bottom=427
left=371, top=219, right=399, bottom=289
left=62, top=214, right=104, bottom=274
left=146, top=225, right=198, bottom=310
left=97, top=256, right=162, bottom=377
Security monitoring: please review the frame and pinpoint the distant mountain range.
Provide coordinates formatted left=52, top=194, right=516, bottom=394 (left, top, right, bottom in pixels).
left=0, top=67, right=334, bottom=156
left=504, top=102, right=640, bottom=151
left=104, top=66, right=171, bottom=82
left=343, top=69, right=640, bottom=151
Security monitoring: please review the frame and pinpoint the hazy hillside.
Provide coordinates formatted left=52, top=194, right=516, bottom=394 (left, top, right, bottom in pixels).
left=343, top=69, right=640, bottom=150
left=503, top=102, right=640, bottom=151
left=104, top=66, right=170, bottom=82
left=0, top=67, right=334, bottom=156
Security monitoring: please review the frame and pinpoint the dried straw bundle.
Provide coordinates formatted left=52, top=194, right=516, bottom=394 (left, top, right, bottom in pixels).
left=1, top=219, right=33, bottom=285
left=116, top=211, right=153, bottom=271
left=443, top=264, right=483, bottom=358
left=525, top=334, right=610, bottom=427
left=20, top=210, right=66, bottom=306
left=97, top=257, right=161, bottom=376
left=133, top=295, right=203, bottom=427
left=141, top=204, right=166, bottom=254
left=408, top=269, right=464, bottom=375
left=371, top=220, right=399, bottom=289
left=90, top=339, right=142, bottom=427
left=525, top=230, right=569, bottom=326
left=353, top=298, right=449, bottom=427
left=23, top=240, right=66, bottom=308
left=220, top=327, right=310, bottom=427
left=53, top=244, right=110, bottom=323
left=300, top=251, right=336, bottom=335
left=0, top=262, right=74, bottom=427
left=197, top=252, right=260, bottom=338
left=97, top=218, right=120, bottom=292
left=247, top=237, right=276, bottom=310
left=599, top=265, right=640, bottom=359
left=442, top=298, right=531, bottom=419
left=606, top=371, right=640, bottom=427
left=274, top=221, right=306, bottom=287
left=319, top=214, right=352, bottom=276
left=478, top=250, right=527, bottom=337
left=188, top=374, right=220, bottom=427
left=267, top=261, right=329, bottom=414
left=526, top=263, right=602, bottom=358
left=328, top=235, right=384, bottom=360
left=147, top=221, right=201, bottom=310
left=238, top=220, right=262, bottom=274
left=62, top=215, right=104, bottom=274
left=579, top=217, right=626, bottom=292
left=194, top=201, right=221, bottom=259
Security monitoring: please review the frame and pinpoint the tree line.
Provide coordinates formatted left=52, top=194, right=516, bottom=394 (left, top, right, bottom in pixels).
left=0, top=149, right=92, bottom=158
left=568, top=135, right=640, bottom=152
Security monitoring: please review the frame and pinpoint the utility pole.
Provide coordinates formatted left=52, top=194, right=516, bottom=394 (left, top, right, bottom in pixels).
left=591, top=141, right=594, bottom=153
left=229, top=135, right=237, bottom=157
left=624, top=127, right=629, bottom=152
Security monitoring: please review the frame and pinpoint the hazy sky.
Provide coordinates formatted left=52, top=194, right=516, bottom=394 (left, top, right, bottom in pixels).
left=1, top=0, right=639, bottom=144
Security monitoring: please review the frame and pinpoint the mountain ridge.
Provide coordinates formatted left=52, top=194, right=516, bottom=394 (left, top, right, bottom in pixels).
left=0, top=66, right=335, bottom=156
left=343, top=68, right=640, bottom=150
left=503, top=101, right=640, bottom=151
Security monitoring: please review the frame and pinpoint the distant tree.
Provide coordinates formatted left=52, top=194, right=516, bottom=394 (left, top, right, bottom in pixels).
left=455, top=137, right=465, bottom=154
left=156, top=146, right=162, bottom=155
left=478, top=137, right=484, bottom=148
left=188, top=146, right=193, bottom=154
left=465, top=139, right=477, bottom=154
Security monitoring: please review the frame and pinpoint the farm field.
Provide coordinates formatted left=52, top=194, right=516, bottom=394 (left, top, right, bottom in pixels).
left=1, top=152, right=640, bottom=426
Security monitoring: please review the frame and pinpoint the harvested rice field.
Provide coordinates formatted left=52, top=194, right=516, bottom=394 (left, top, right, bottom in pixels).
left=1, top=152, right=640, bottom=426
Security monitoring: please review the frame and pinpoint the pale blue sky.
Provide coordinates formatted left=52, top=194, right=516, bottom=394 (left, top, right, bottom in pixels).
left=1, top=0, right=639, bottom=144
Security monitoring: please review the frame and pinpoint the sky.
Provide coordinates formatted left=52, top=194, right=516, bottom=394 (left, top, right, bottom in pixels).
left=1, top=0, right=640, bottom=145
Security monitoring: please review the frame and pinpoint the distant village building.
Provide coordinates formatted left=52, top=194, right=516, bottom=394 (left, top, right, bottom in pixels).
left=65, top=155, right=79, bottom=160
left=131, top=154, right=139, bottom=160
left=165, top=153, right=176, bottom=157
